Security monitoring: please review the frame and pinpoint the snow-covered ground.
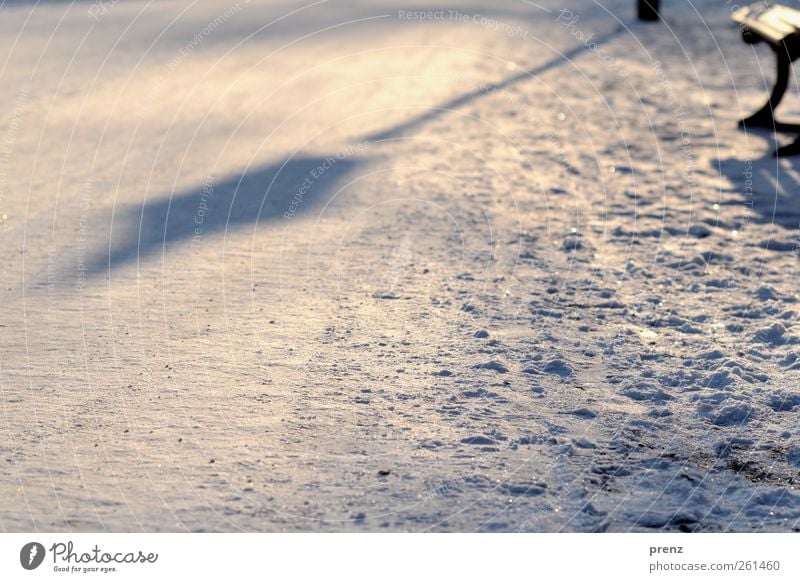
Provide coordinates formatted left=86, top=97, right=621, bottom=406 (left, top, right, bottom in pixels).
left=2, top=0, right=800, bottom=532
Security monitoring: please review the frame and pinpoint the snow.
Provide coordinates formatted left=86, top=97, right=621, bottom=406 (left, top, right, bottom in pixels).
left=1, top=0, right=800, bottom=532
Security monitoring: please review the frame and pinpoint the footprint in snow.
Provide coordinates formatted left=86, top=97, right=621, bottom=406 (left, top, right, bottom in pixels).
left=648, top=408, right=673, bottom=418
left=704, top=370, right=735, bottom=389
left=697, top=402, right=755, bottom=426
left=460, top=435, right=496, bottom=445
left=474, top=360, right=508, bottom=373
left=620, top=380, right=674, bottom=403
left=754, top=322, right=798, bottom=346
left=787, top=447, right=800, bottom=467
left=567, top=408, right=597, bottom=420
left=766, top=392, right=800, bottom=412
left=759, top=239, right=797, bottom=252
left=462, top=387, right=503, bottom=399
left=523, top=358, right=574, bottom=378
left=779, top=353, right=800, bottom=370
left=498, top=482, right=546, bottom=497
left=755, top=285, right=781, bottom=302
left=572, top=437, right=597, bottom=449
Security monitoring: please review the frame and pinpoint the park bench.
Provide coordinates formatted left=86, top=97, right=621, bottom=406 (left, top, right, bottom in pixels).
left=733, top=3, right=800, bottom=155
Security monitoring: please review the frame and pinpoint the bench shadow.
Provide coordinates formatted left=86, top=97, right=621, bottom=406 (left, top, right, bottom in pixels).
left=717, top=153, right=800, bottom=232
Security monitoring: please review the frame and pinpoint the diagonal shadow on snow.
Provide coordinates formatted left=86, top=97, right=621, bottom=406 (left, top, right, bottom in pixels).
left=366, top=25, right=626, bottom=141
left=717, top=154, right=800, bottom=232
left=85, top=154, right=359, bottom=276
left=84, top=25, right=627, bottom=277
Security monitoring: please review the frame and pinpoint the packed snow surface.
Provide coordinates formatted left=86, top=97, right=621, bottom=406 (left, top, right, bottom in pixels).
left=1, top=0, right=800, bottom=531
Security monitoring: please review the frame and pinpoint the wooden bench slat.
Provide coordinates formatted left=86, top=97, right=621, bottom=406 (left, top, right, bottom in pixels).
left=733, top=4, right=800, bottom=45
left=773, top=6, right=800, bottom=30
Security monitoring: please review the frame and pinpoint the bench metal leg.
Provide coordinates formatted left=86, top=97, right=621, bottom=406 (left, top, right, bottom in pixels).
left=775, top=137, right=800, bottom=156
left=739, top=48, right=791, bottom=129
